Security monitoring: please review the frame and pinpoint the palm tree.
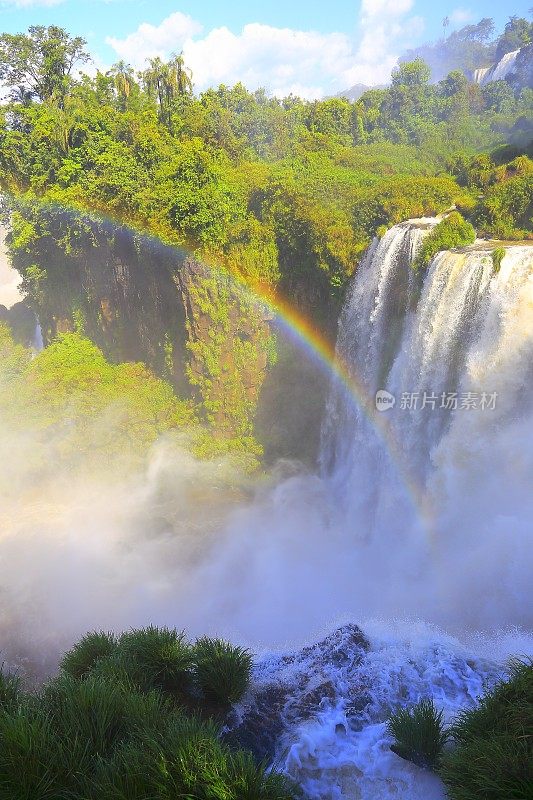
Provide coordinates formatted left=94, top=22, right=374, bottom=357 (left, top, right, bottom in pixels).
left=171, top=52, right=193, bottom=96
left=108, top=61, right=136, bottom=110
left=141, top=54, right=193, bottom=130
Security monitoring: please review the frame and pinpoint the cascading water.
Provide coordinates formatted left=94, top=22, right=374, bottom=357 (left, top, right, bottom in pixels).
left=223, top=220, right=533, bottom=799
left=32, top=321, right=44, bottom=353
left=1, top=218, right=531, bottom=798
left=474, top=48, right=520, bottom=85
left=320, top=219, right=532, bottom=628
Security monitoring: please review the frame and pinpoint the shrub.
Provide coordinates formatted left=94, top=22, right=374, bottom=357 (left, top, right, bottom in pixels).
left=159, top=716, right=298, bottom=799
left=0, top=668, right=23, bottom=714
left=0, top=628, right=299, bottom=799
left=439, top=659, right=533, bottom=800
left=90, top=740, right=164, bottom=800
left=474, top=174, right=533, bottom=239
left=193, top=636, right=253, bottom=705
left=117, top=626, right=195, bottom=693
left=60, top=630, right=117, bottom=679
left=42, top=674, right=134, bottom=760
left=492, top=247, right=506, bottom=273
left=413, top=211, right=476, bottom=270
left=387, top=698, right=448, bottom=769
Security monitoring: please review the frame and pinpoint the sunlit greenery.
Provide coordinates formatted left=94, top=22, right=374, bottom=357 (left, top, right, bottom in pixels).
left=0, top=16, right=531, bottom=459
left=0, top=323, right=193, bottom=469
left=413, top=212, right=477, bottom=270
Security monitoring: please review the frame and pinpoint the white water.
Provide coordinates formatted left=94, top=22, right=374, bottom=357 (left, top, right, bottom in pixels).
left=474, top=48, right=520, bottom=85
left=237, top=622, right=502, bottom=800
left=32, top=322, right=44, bottom=353
left=0, top=219, right=531, bottom=798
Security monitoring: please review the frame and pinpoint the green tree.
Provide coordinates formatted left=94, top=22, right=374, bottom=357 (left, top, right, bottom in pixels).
left=141, top=53, right=193, bottom=131
left=495, top=16, right=532, bottom=60
left=0, top=25, right=89, bottom=106
left=108, top=61, right=137, bottom=111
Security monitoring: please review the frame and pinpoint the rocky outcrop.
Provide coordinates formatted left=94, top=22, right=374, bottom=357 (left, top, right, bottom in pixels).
left=6, top=210, right=273, bottom=441
left=224, top=624, right=370, bottom=762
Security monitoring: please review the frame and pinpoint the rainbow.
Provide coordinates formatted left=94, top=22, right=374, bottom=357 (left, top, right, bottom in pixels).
left=4, top=194, right=434, bottom=533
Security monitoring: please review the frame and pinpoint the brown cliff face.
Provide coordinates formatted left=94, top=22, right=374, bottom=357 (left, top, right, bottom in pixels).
left=9, top=214, right=273, bottom=443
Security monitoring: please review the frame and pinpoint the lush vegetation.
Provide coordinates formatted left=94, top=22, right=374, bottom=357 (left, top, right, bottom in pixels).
left=0, top=627, right=295, bottom=800
left=413, top=212, right=476, bottom=270
left=0, top=323, right=193, bottom=470
left=387, top=660, right=533, bottom=799
left=402, top=15, right=533, bottom=81
left=0, top=17, right=531, bottom=458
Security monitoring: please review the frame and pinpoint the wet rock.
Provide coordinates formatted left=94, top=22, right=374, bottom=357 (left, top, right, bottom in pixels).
left=225, top=624, right=370, bottom=762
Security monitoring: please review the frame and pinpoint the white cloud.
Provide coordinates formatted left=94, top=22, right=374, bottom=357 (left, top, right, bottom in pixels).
left=106, top=12, right=203, bottom=66
left=449, top=8, right=473, bottom=26
left=106, top=3, right=425, bottom=98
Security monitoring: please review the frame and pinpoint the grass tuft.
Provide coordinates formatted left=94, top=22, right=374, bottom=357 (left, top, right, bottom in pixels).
left=60, top=630, right=117, bottom=679
left=117, top=626, right=194, bottom=693
left=439, top=658, right=533, bottom=800
left=193, top=636, right=253, bottom=705
left=0, top=667, right=23, bottom=714
left=387, top=698, right=448, bottom=769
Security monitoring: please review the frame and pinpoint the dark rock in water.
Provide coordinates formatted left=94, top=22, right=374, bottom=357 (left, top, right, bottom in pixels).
left=224, top=624, right=370, bottom=762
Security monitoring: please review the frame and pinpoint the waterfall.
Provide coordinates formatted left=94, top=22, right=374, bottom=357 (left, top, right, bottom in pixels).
left=32, top=321, right=44, bottom=353
left=320, top=219, right=533, bottom=626
left=474, top=48, right=520, bottom=85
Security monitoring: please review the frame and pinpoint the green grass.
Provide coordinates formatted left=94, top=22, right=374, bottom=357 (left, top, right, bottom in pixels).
left=439, top=659, right=533, bottom=800
left=193, top=636, right=253, bottom=705
left=0, top=667, right=23, bottom=714
left=492, top=246, right=506, bottom=274
left=0, top=630, right=299, bottom=799
left=0, top=705, right=68, bottom=800
left=60, top=630, right=118, bottom=679
left=115, top=625, right=195, bottom=693
left=387, top=698, right=448, bottom=769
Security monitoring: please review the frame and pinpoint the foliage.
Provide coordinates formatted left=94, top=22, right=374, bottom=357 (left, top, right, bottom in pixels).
left=439, top=659, right=533, bottom=800
left=0, top=328, right=194, bottom=470
left=0, top=18, right=531, bottom=461
left=113, top=626, right=195, bottom=693
left=193, top=636, right=253, bottom=705
left=0, top=25, right=89, bottom=105
left=0, top=628, right=299, bottom=799
left=0, top=669, right=23, bottom=715
left=413, top=212, right=476, bottom=270
left=60, top=631, right=118, bottom=679
left=475, top=173, right=533, bottom=238
left=492, top=247, right=506, bottom=272
left=387, top=698, right=448, bottom=769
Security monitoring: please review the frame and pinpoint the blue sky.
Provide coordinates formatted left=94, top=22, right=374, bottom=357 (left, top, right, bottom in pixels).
left=0, top=0, right=531, bottom=97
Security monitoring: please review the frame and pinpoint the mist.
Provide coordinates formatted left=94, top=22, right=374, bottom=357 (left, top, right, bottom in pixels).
left=1, top=223, right=532, bottom=685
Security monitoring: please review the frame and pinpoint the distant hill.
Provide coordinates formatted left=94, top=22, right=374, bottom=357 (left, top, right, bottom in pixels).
left=335, top=83, right=386, bottom=102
